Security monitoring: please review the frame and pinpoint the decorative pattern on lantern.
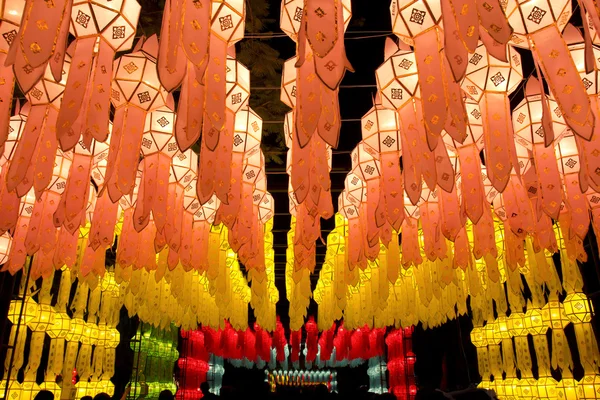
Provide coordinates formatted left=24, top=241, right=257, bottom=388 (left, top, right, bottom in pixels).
left=55, top=0, right=141, bottom=149
left=107, top=35, right=168, bottom=201
left=462, top=42, right=523, bottom=193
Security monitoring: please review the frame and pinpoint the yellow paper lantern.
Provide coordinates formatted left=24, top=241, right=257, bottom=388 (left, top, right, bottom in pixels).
left=564, top=292, right=593, bottom=323
left=8, top=297, right=38, bottom=325
left=507, top=312, right=527, bottom=337
left=66, top=317, right=86, bottom=342
left=557, top=377, right=580, bottom=400
left=20, top=381, right=40, bottom=400
left=542, top=300, right=571, bottom=330
left=537, top=376, right=559, bottom=399
left=524, top=308, right=547, bottom=335
left=28, top=302, right=55, bottom=332
left=578, top=375, right=600, bottom=400
left=47, top=311, right=71, bottom=339
left=492, top=316, right=511, bottom=342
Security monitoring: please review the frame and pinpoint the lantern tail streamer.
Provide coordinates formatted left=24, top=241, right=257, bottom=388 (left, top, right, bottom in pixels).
left=0, top=54, right=15, bottom=152
left=530, top=26, right=594, bottom=140
left=214, top=110, right=235, bottom=204
left=55, top=37, right=96, bottom=141
left=480, top=92, right=517, bottom=192
left=110, top=105, right=146, bottom=198
left=158, top=0, right=186, bottom=91
left=414, top=29, right=447, bottom=139
left=175, top=63, right=205, bottom=151
left=380, top=152, right=405, bottom=231
left=476, top=0, right=512, bottom=45
left=6, top=105, right=49, bottom=193
left=203, top=35, right=228, bottom=149
left=182, top=0, right=210, bottom=68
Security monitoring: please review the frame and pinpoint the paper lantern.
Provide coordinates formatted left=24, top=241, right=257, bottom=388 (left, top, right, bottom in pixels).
left=213, top=106, right=262, bottom=228
left=55, top=0, right=141, bottom=149
left=133, top=105, right=178, bottom=233
left=8, top=297, right=38, bottom=325
left=512, top=77, right=567, bottom=220
left=524, top=307, right=547, bottom=335
left=564, top=292, right=593, bottom=323
left=555, top=134, right=590, bottom=241
left=579, top=375, right=600, bottom=400
left=6, top=52, right=71, bottom=198
left=0, top=232, right=11, bottom=265
left=361, top=104, right=405, bottom=231
left=107, top=35, right=168, bottom=201
left=462, top=42, right=523, bottom=192
left=351, top=142, right=382, bottom=252
left=203, top=0, right=246, bottom=141
left=48, top=311, right=71, bottom=339
left=389, top=0, right=452, bottom=138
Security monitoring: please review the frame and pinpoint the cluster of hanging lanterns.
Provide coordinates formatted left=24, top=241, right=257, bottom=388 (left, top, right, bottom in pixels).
left=281, top=0, right=352, bottom=330
left=127, top=323, right=179, bottom=400
left=2, top=270, right=121, bottom=400
left=0, top=0, right=277, bottom=333
left=307, top=0, right=600, bottom=396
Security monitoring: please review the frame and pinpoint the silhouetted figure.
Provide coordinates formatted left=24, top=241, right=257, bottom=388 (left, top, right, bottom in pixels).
left=81, top=396, right=93, bottom=400
left=158, top=390, right=174, bottom=400
left=200, top=382, right=217, bottom=400
left=34, top=390, right=54, bottom=400
left=93, top=392, right=111, bottom=400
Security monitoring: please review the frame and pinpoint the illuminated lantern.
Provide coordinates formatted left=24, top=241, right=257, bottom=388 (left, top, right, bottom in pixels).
left=201, top=0, right=245, bottom=145
left=541, top=300, right=573, bottom=374
left=389, top=0, right=449, bottom=138
left=524, top=305, right=551, bottom=392
left=107, top=35, right=168, bottom=202
left=157, top=0, right=210, bottom=151
left=507, top=312, right=534, bottom=379
left=23, top=299, right=54, bottom=382
left=6, top=52, right=71, bottom=198
left=198, top=55, right=250, bottom=204
left=56, top=0, right=141, bottom=149
left=361, top=104, right=405, bottom=231
left=292, top=0, right=352, bottom=148
left=579, top=375, right=600, bottom=400
left=462, top=42, right=523, bottom=192
left=375, top=40, right=437, bottom=203
left=24, top=153, right=72, bottom=279
left=133, top=104, right=178, bottom=234
left=351, top=142, right=382, bottom=259
left=513, top=77, right=568, bottom=221
left=338, top=186, right=366, bottom=273
left=564, top=292, right=600, bottom=376
left=214, top=106, right=262, bottom=228
left=165, top=149, right=198, bottom=268
left=4, top=297, right=38, bottom=380
left=555, top=134, right=590, bottom=242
